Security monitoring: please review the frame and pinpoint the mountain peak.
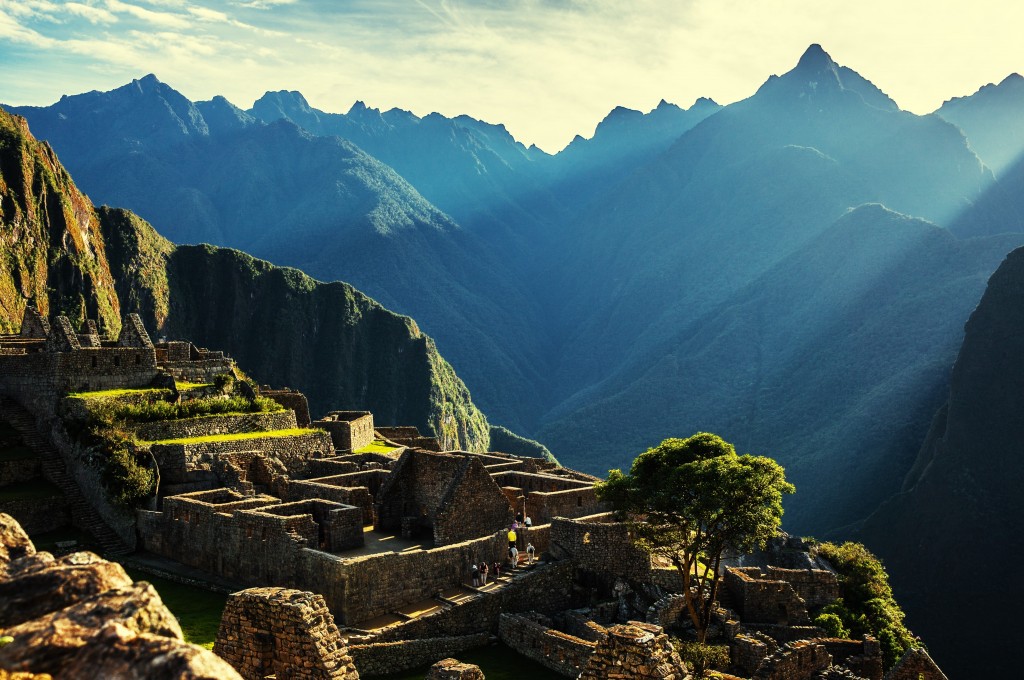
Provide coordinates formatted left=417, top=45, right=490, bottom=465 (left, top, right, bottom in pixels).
left=1001, top=73, right=1024, bottom=86
left=796, top=43, right=834, bottom=71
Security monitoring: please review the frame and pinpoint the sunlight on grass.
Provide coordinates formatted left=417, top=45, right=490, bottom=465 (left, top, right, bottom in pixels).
left=124, top=570, right=227, bottom=650
left=67, top=388, right=165, bottom=400
left=143, top=428, right=313, bottom=446
left=354, top=440, right=400, bottom=454
left=175, top=381, right=213, bottom=390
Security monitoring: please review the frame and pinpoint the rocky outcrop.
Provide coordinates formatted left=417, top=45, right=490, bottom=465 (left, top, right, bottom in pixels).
left=861, top=246, right=1024, bottom=678
left=0, top=106, right=491, bottom=452
left=0, top=111, right=120, bottom=335
left=425, top=658, right=485, bottom=680
left=577, top=621, right=690, bottom=680
left=0, top=513, right=239, bottom=679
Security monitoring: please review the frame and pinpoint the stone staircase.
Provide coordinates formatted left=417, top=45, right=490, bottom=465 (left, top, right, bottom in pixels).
left=0, top=398, right=131, bottom=556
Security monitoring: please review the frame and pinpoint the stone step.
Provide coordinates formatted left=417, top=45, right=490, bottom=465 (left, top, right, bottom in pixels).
left=0, top=398, right=131, bottom=557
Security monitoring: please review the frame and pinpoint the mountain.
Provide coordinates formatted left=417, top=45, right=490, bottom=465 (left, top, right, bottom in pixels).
left=0, top=111, right=120, bottom=334
left=534, top=44, right=1013, bottom=533
left=542, top=204, right=1022, bottom=531
left=248, top=91, right=556, bottom=228
left=548, top=97, right=721, bottom=207
left=0, top=108, right=490, bottom=450
left=5, top=81, right=550, bottom=433
left=7, top=46, right=1019, bottom=540
left=936, top=72, right=1024, bottom=176
left=859, top=246, right=1024, bottom=678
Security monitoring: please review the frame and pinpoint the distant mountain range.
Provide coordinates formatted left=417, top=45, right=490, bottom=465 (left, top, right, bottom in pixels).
left=6, top=42, right=1024, bottom=675
left=7, top=43, right=1024, bottom=526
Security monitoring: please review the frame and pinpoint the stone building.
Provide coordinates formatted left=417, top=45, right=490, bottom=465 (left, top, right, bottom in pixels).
left=374, top=449, right=514, bottom=545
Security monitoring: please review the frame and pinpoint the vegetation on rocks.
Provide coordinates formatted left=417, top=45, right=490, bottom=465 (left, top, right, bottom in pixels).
left=813, top=541, right=916, bottom=669
left=597, top=432, right=794, bottom=643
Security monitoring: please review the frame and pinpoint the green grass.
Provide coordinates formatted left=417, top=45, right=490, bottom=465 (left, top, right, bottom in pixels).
left=124, top=569, right=227, bottom=650
left=175, top=382, right=213, bottom=390
left=67, top=388, right=165, bottom=400
left=0, top=444, right=34, bottom=461
left=354, top=441, right=401, bottom=454
left=0, top=479, right=62, bottom=501
left=376, top=643, right=563, bottom=679
left=143, top=427, right=312, bottom=446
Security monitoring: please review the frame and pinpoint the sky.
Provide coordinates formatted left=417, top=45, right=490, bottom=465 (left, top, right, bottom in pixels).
left=0, top=0, right=1021, bottom=152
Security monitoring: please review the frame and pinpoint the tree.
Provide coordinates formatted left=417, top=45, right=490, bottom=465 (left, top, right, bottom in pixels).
left=596, top=432, right=794, bottom=642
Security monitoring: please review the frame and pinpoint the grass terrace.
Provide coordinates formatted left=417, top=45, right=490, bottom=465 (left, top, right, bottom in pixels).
left=354, top=440, right=401, bottom=454
left=174, top=381, right=213, bottom=390
left=124, top=569, right=227, bottom=650
left=67, top=387, right=167, bottom=401
left=142, top=428, right=312, bottom=447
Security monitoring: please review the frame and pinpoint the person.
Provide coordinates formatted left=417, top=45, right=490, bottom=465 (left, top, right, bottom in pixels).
left=471, top=562, right=479, bottom=587
left=492, top=561, right=501, bottom=580
left=524, top=514, right=532, bottom=530
left=515, top=510, right=524, bottom=525
left=507, top=527, right=517, bottom=550
left=509, top=545, right=519, bottom=567
left=480, top=561, right=489, bottom=586
left=526, top=542, right=536, bottom=564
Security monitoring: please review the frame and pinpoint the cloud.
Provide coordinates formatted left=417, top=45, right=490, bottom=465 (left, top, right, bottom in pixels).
left=233, top=0, right=297, bottom=9
left=104, top=0, right=191, bottom=29
left=65, top=2, right=119, bottom=24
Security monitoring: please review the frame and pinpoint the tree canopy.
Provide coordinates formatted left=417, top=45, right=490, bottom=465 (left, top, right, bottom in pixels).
left=596, top=432, right=794, bottom=641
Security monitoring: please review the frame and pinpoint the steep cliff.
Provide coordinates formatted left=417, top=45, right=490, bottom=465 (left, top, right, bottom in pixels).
left=0, top=108, right=490, bottom=451
left=860, top=246, right=1024, bottom=677
left=0, top=112, right=120, bottom=334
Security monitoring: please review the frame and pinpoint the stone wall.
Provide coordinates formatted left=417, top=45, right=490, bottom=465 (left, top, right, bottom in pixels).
left=752, top=640, right=832, bottom=680
left=359, top=561, right=577, bottom=640
left=375, top=450, right=513, bottom=546
left=725, top=567, right=811, bottom=625
left=815, top=637, right=882, bottom=680
left=313, top=412, right=374, bottom=452
left=348, top=633, right=488, bottom=677
left=549, top=514, right=653, bottom=583
left=0, top=496, right=70, bottom=534
left=577, top=621, right=690, bottom=679
left=262, top=389, right=311, bottom=427
left=215, top=587, right=358, bottom=679
left=131, top=410, right=297, bottom=444
left=0, top=456, right=41, bottom=486
left=0, top=345, right=158, bottom=413
left=883, top=648, right=948, bottom=680
left=498, top=613, right=596, bottom=677
left=287, top=478, right=374, bottom=524
left=137, top=489, right=364, bottom=587
left=765, top=566, right=840, bottom=610
left=149, top=430, right=333, bottom=485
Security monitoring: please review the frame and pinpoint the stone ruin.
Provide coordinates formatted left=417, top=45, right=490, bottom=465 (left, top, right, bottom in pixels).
left=0, top=512, right=240, bottom=679
left=0, top=309, right=949, bottom=679
left=215, top=587, right=358, bottom=680
left=578, top=621, right=690, bottom=679
left=424, top=658, right=484, bottom=679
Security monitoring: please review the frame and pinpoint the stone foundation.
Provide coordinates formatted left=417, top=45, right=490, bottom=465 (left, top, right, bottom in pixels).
left=215, top=587, right=358, bottom=679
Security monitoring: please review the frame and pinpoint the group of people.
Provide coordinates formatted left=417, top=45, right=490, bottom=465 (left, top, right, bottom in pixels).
left=468, top=508, right=537, bottom=588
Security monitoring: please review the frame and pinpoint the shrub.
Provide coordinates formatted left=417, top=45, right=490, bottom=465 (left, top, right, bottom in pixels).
left=815, top=541, right=917, bottom=669
left=813, top=612, right=849, bottom=638
left=674, top=641, right=730, bottom=675
left=97, top=430, right=155, bottom=509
